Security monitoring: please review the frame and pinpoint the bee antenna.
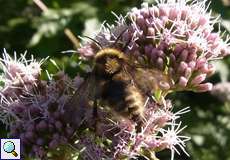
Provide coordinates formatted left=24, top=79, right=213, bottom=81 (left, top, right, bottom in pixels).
left=121, top=38, right=132, bottom=52
left=61, top=50, right=77, bottom=54
left=82, top=35, right=103, bottom=49
left=112, top=27, right=128, bottom=47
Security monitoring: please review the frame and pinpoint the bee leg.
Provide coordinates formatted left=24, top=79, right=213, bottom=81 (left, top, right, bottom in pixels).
left=93, top=98, right=98, bottom=131
left=93, top=98, right=98, bottom=117
left=130, top=114, right=143, bottom=133
left=146, top=92, right=155, bottom=103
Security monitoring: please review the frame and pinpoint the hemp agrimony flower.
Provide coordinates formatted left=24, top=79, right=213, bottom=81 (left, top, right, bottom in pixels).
left=0, top=0, right=229, bottom=160
left=76, top=0, right=229, bottom=159
left=0, top=50, right=80, bottom=159
left=79, top=0, right=229, bottom=92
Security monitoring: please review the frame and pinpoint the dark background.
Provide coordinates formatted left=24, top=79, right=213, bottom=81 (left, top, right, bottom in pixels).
left=0, top=0, right=230, bottom=159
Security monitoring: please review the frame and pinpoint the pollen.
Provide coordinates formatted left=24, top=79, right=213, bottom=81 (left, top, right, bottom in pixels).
left=105, top=58, right=120, bottom=74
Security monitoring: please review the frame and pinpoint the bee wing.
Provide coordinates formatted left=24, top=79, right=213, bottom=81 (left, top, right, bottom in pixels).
left=63, top=74, right=96, bottom=127
left=123, top=64, right=171, bottom=94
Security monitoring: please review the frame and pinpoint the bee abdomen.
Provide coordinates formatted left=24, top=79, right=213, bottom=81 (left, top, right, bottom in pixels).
left=124, top=85, right=145, bottom=119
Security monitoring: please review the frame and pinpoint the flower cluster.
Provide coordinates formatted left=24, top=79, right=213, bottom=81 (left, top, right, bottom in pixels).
left=79, top=0, right=229, bottom=92
left=0, top=51, right=190, bottom=160
left=71, top=96, right=190, bottom=159
left=108, top=100, right=190, bottom=160
left=73, top=99, right=190, bottom=160
left=77, top=0, right=229, bottom=159
left=0, top=49, right=42, bottom=100
left=0, top=50, right=79, bottom=159
left=0, top=0, right=229, bottom=160
left=74, top=132, right=110, bottom=160
left=0, top=50, right=43, bottom=125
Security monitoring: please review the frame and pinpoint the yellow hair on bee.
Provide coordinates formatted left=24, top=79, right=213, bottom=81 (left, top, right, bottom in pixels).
left=95, top=48, right=126, bottom=60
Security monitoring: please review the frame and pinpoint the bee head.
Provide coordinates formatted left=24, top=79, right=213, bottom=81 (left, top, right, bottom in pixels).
left=94, top=48, right=127, bottom=75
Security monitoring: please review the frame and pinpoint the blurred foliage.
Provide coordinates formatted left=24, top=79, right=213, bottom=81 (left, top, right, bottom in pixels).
left=0, top=0, right=230, bottom=160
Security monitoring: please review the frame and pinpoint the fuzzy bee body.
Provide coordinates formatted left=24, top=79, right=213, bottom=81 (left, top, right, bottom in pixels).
left=100, top=71, right=145, bottom=122
left=92, top=48, right=146, bottom=125
left=65, top=48, right=171, bottom=130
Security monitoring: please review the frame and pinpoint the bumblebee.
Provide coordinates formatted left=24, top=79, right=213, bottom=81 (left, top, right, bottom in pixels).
left=64, top=35, right=171, bottom=131
left=65, top=50, right=171, bottom=131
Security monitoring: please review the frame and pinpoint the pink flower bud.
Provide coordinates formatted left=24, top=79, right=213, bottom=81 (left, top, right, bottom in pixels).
left=187, top=52, right=197, bottom=61
left=198, top=16, right=208, bottom=27
left=150, top=49, right=158, bottom=61
left=78, top=44, right=95, bottom=58
left=177, top=61, right=188, bottom=74
left=49, top=140, right=59, bottom=149
left=20, top=134, right=29, bottom=145
left=6, top=62, right=25, bottom=78
left=149, top=6, right=159, bottom=17
left=52, top=133, right=59, bottom=140
left=145, top=45, right=153, bottom=55
left=140, top=8, right=150, bottom=18
left=25, top=131, right=35, bottom=140
left=200, top=63, right=209, bottom=73
left=190, top=22, right=198, bottom=29
left=184, top=67, right=192, bottom=78
left=36, top=120, right=47, bottom=132
left=53, top=111, right=61, bottom=119
left=181, top=9, right=188, bottom=20
left=169, top=54, right=176, bottom=66
left=178, top=76, right=188, bottom=87
left=169, top=8, right=179, bottom=20
left=65, top=127, right=74, bottom=137
left=191, top=74, right=207, bottom=85
left=159, top=6, right=169, bottom=17
left=48, top=123, right=55, bottom=132
left=196, top=83, right=213, bottom=92
left=60, top=137, right=68, bottom=144
left=196, top=58, right=206, bottom=69
left=168, top=67, right=175, bottom=77
left=157, top=57, right=164, bottom=70
left=147, top=27, right=155, bottom=36
left=36, top=138, right=45, bottom=146
left=145, top=139, right=160, bottom=148
left=174, top=44, right=184, bottom=56
left=180, top=49, right=189, bottom=61
left=158, top=41, right=168, bottom=50
left=136, top=15, right=145, bottom=27
left=207, top=33, right=218, bottom=42
left=188, top=61, right=196, bottom=70
left=159, top=81, right=171, bottom=90
left=12, top=105, right=25, bottom=114
left=157, top=50, right=165, bottom=58
left=55, top=121, right=63, bottom=130
left=122, top=30, right=131, bottom=42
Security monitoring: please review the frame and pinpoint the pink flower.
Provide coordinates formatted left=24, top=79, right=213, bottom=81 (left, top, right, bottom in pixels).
left=78, top=0, right=229, bottom=92
left=158, top=121, right=190, bottom=160
left=0, top=52, right=81, bottom=159
left=0, top=49, right=43, bottom=99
